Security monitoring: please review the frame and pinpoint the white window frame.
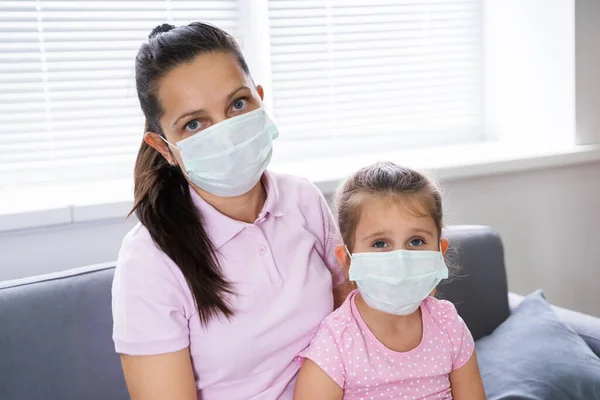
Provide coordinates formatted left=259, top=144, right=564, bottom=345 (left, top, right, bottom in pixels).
left=2, top=0, right=600, bottom=232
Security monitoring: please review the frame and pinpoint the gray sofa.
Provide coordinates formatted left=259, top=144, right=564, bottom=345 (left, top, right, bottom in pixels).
left=1, top=225, right=599, bottom=400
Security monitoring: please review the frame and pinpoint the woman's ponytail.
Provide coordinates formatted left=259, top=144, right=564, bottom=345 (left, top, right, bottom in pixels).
left=131, top=138, right=234, bottom=325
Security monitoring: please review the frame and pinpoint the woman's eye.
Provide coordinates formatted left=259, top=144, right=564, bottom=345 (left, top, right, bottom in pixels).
left=409, top=238, right=425, bottom=247
left=372, top=240, right=388, bottom=249
left=231, top=98, right=248, bottom=112
left=184, top=120, right=202, bottom=132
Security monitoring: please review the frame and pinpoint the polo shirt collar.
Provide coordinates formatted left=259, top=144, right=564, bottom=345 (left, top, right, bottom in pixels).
left=189, top=171, right=284, bottom=249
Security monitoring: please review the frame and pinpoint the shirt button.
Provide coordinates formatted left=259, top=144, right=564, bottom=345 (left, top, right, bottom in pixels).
left=258, top=246, right=266, bottom=255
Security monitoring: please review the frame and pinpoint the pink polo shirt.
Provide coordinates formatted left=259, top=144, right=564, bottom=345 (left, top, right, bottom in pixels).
left=111, top=171, right=346, bottom=400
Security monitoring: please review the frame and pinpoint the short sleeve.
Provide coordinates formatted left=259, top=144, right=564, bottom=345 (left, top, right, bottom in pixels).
left=432, top=299, right=475, bottom=370
left=112, top=228, right=192, bottom=355
left=297, top=322, right=346, bottom=389
left=317, top=191, right=348, bottom=288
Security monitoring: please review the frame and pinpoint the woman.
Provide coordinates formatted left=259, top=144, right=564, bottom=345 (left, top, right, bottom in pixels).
left=111, top=22, right=351, bottom=400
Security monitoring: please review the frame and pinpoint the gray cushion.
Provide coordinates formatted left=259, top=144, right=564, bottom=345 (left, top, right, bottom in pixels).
left=477, top=290, right=600, bottom=399
left=438, top=225, right=510, bottom=340
left=509, top=292, right=600, bottom=358
left=0, top=265, right=128, bottom=400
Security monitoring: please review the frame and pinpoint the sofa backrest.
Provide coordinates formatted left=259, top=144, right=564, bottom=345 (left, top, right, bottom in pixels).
left=0, top=225, right=509, bottom=399
left=440, top=225, right=510, bottom=340
left=0, top=264, right=129, bottom=400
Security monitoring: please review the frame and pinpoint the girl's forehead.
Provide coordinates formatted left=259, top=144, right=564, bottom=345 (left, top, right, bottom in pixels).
left=355, top=194, right=436, bottom=231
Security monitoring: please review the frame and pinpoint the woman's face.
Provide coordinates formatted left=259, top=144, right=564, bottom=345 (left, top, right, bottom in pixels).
left=145, top=51, right=264, bottom=167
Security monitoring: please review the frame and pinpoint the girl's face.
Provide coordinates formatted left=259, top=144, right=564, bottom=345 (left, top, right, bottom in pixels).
left=350, top=195, right=447, bottom=255
left=144, top=51, right=264, bottom=167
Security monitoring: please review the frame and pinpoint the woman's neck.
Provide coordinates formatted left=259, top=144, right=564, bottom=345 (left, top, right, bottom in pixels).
left=192, top=180, right=267, bottom=224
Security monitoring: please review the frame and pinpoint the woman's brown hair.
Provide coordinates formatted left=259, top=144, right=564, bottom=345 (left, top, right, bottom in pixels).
left=131, top=22, right=250, bottom=324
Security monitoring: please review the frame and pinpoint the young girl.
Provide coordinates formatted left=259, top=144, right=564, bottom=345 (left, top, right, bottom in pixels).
left=294, top=162, right=486, bottom=400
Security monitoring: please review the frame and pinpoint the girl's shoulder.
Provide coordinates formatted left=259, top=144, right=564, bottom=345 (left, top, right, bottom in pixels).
left=422, top=296, right=462, bottom=328
left=309, top=292, right=360, bottom=346
left=422, top=297, right=475, bottom=370
left=321, top=293, right=357, bottom=330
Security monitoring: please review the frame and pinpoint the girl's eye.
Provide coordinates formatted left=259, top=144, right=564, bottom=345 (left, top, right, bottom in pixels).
left=372, top=240, right=388, bottom=249
left=409, top=238, right=425, bottom=247
left=184, top=119, right=202, bottom=132
left=231, top=98, right=248, bottom=112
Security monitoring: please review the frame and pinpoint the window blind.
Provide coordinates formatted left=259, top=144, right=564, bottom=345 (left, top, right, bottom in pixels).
left=0, top=0, right=238, bottom=187
left=268, top=0, right=483, bottom=146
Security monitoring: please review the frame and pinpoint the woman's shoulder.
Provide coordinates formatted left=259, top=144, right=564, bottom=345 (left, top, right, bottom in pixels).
left=113, top=222, right=193, bottom=310
left=119, top=222, right=161, bottom=261
left=268, top=171, right=323, bottom=200
left=116, top=222, right=183, bottom=283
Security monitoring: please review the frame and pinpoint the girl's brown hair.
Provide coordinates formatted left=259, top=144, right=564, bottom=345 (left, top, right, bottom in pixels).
left=335, top=161, right=444, bottom=251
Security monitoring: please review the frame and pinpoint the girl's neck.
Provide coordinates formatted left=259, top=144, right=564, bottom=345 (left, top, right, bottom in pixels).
left=354, top=291, right=421, bottom=329
left=193, top=179, right=266, bottom=224
left=354, top=291, right=423, bottom=342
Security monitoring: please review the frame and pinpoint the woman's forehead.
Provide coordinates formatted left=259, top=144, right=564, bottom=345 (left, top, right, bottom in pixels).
left=157, top=52, right=250, bottom=117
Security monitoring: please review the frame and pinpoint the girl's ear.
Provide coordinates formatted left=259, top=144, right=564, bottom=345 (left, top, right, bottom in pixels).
left=335, top=244, right=351, bottom=272
left=440, top=238, right=449, bottom=255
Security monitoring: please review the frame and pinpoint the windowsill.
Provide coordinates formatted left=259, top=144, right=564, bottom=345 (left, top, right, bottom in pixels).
left=2, top=141, right=600, bottom=233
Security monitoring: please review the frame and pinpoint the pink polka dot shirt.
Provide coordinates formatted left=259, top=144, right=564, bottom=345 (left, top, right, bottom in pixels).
left=298, top=290, right=474, bottom=399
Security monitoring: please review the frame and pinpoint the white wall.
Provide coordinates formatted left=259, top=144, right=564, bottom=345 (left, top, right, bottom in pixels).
left=1, top=162, right=600, bottom=318
left=576, top=0, right=600, bottom=145
left=0, top=216, right=138, bottom=281
left=443, top=161, right=600, bottom=317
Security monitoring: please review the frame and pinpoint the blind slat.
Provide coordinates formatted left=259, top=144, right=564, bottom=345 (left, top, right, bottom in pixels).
left=269, top=0, right=483, bottom=142
left=0, top=0, right=239, bottom=187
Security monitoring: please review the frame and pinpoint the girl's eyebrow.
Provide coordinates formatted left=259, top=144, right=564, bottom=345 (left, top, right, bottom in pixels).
left=409, top=228, right=435, bottom=236
left=362, top=230, right=392, bottom=241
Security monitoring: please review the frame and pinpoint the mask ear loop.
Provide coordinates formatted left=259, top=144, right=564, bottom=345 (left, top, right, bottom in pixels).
left=159, top=134, right=177, bottom=149
left=345, top=245, right=352, bottom=259
left=157, top=135, right=181, bottom=168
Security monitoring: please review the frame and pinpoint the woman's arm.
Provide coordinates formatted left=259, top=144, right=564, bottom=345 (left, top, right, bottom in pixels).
left=121, top=348, right=198, bottom=400
left=294, top=359, right=343, bottom=400
left=449, top=351, right=487, bottom=400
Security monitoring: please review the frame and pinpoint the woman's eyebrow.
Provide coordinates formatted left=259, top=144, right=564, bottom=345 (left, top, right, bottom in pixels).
left=226, top=85, right=249, bottom=102
left=172, top=109, right=207, bottom=127
left=171, top=86, right=249, bottom=127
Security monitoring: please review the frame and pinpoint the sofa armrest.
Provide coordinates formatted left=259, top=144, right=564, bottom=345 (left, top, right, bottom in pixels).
left=509, top=292, right=600, bottom=357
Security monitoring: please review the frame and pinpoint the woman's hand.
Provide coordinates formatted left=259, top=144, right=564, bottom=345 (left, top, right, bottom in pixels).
left=294, top=359, right=343, bottom=400
left=121, top=348, right=197, bottom=400
left=449, top=351, right=487, bottom=400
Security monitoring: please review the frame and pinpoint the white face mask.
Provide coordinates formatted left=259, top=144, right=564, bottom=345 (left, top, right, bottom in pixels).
left=162, top=108, right=279, bottom=197
left=348, top=247, right=449, bottom=316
